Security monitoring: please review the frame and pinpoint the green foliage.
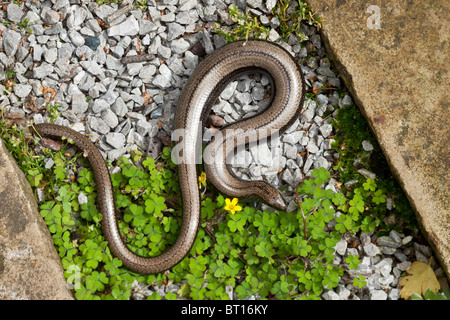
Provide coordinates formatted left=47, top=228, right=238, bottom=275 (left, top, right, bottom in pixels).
left=214, top=5, right=270, bottom=42
left=2, top=18, right=32, bottom=34
left=411, top=289, right=450, bottom=300
left=331, top=104, right=417, bottom=230
left=214, top=1, right=322, bottom=43
left=271, top=0, right=322, bottom=41
left=2, top=118, right=377, bottom=299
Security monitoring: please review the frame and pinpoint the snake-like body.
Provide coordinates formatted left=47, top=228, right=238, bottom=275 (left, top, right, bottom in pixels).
left=33, top=40, right=305, bottom=274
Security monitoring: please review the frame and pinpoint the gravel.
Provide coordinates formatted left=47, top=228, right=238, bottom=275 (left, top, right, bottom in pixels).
left=1, top=0, right=447, bottom=301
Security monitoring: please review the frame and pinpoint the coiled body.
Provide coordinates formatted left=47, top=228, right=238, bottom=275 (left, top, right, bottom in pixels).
left=34, top=40, right=305, bottom=274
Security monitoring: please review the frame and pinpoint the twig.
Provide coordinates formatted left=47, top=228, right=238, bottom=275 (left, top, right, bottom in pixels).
left=121, top=54, right=156, bottom=64
left=106, top=1, right=135, bottom=24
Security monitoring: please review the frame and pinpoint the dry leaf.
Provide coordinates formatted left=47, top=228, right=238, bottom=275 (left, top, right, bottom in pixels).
left=399, top=260, right=440, bottom=299
left=24, top=94, right=37, bottom=111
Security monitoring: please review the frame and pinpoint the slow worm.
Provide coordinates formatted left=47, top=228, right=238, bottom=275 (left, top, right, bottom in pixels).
left=33, top=40, right=306, bottom=274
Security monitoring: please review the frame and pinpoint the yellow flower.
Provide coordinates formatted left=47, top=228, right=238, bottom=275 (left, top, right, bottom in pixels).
left=224, top=198, right=242, bottom=215
left=198, top=171, right=207, bottom=189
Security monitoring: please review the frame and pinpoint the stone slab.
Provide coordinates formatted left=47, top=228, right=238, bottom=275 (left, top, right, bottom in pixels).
left=0, top=139, right=74, bottom=300
left=305, top=0, right=449, bottom=277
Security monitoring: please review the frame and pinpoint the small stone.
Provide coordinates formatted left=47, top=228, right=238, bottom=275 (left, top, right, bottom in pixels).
left=167, top=22, right=185, bottom=41
left=323, top=290, right=340, bottom=300
left=301, top=107, right=315, bottom=123
left=334, top=239, right=347, bottom=256
left=44, top=48, right=58, bottom=64
left=344, top=179, right=358, bottom=188
left=111, top=97, right=128, bottom=117
left=357, top=168, right=376, bottom=180
left=152, top=64, right=172, bottom=89
left=231, top=150, right=253, bottom=168
left=370, top=290, right=387, bottom=300
left=389, top=230, right=402, bottom=244
left=362, top=140, right=374, bottom=151
left=68, top=30, right=85, bottom=47
left=53, top=0, right=70, bottom=10
left=251, top=86, right=265, bottom=101
left=310, top=34, right=322, bottom=49
left=92, top=99, right=109, bottom=114
left=90, top=117, right=110, bottom=135
left=150, top=108, right=164, bottom=119
left=340, top=95, right=352, bottom=107
left=319, top=123, right=333, bottom=138
left=413, top=243, right=433, bottom=257
left=402, top=235, right=413, bottom=245
left=161, top=11, right=176, bottom=23
left=179, top=0, right=198, bottom=11
left=336, top=285, right=351, bottom=300
left=393, top=251, right=408, bottom=262
left=107, top=15, right=139, bottom=37
left=139, top=20, right=157, bottom=35
left=77, top=192, right=88, bottom=206
left=59, top=43, right=73, bottom=60
left=306, top=140, right=318, bottom=154
left=42, top=7, right=60, bottom=25
left=360, top=232, right=372, bottom=246
left=265, top=0, right=277, bottom=11
left=380, top=246, right=397, bottom=255
left=363, top=243, right=380, bottom=257
left=158, top=46, right=172, bottom=59
left=71, top=94, right=88, bottom=114
left=3, top=29, right=21, bottom=57
left=81, top=60, right=104, bottom=77
left=171, top=38, right=190, bottom=54
left=397, top=261, right=411, bottom=271
left=247, top=0, right=263, bottom=9
left=13, top=84, right=32, bottom=98
left=127, top=62, right=144, bottom=76
left=268, top=28, right=280, bottom=41
left=389, top=288, right=400, bottom=300
left=235, top=91, right=252, bottom=106
left=106, top=132, right=126, bottom=149
left=84, top=37, right=101, bottom=51
left=101, top=109, right=119, bottom=129
left=32, top=63, right=54, bottom=79
left=220, top=81, right=238, bottom=100
left=378, top=275, right=394, bottom=288
left=7, top=3, right=24, bottom=23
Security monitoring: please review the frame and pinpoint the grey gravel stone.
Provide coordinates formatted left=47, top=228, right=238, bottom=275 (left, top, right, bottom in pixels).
left=107, top=15, right=139, bottom=37
left=13, top=84, right=32, bottom=98
left=357, top=168, right=376, bottom=180
left=106, top=132, right=126, bottom=149
left=33, top=63, right=54, bottom=79
left=362, top=140, right=374, bottom=151
left=370, top=290, right=387, bottom=300
left=334, top=239, right=347, bottom=256
left=323, top=290, right=340, bottom=300
left=89, top=117, right=110, bottom=135
left=171, top=38, right=190, bottom=54
left=3, top=29, right=21, bottom=57
left=152, top=64, right=172, bottom=89
left=363, top=243, right=380, bottom=257
left=397, top=261, right=412, bottom=271
left=71, top=94, right=89, bottom=114
left=42, top=7, right=60, bottom=25
left=7, top=3, right=24, bottom=23
left=377, top=236, right=402, bottom=249
left=319, top=123, right=332, bottom=138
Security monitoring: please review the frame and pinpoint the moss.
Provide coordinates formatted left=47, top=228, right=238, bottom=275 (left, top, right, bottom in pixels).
left=331, top=104, right=417, bottom=230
